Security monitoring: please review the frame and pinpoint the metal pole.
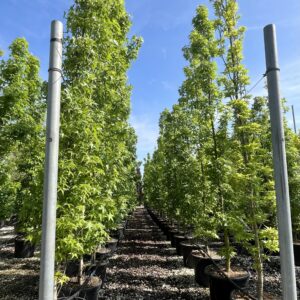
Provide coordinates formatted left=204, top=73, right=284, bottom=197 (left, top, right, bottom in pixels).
left=292, top=105, right=297, bottom=134
left=264, top=24, right=297, bottom=300
left=39, top=20, right=63, bottom=300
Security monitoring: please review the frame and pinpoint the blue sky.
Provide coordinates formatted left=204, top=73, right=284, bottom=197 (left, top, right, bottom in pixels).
left=0, top=0, right=299, bottom=162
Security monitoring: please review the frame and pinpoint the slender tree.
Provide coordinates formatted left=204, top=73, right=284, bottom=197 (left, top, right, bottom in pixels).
left=0, top=38, right=44, bottom=238
left=212, top=1, right=278, bottom=297
left=55, top=0, right=141, bottom=283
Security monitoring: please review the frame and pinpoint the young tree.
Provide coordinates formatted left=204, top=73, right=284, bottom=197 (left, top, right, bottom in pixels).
left=55, top=0, right=141, bottom=282
left=0, top=38, right=44, bottom=238
left=179, top=5, right=234, bottom=258
left=212, top=1, right=278, bottom=298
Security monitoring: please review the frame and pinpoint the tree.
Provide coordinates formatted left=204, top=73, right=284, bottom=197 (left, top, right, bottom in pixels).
left=55, top=0, right=141, bottom=283
left=179, top=5, right=234, bottom=257
left=212, top=1, right=278, bottom=298
left=0, top=38, right=44, bottom=239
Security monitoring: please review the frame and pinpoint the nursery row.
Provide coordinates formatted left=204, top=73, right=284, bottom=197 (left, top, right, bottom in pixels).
left=146, top=207, right=292, bottom=299
left=143, top=1, right=300, bottom=300
left=0, top=0, right=142, bottom=297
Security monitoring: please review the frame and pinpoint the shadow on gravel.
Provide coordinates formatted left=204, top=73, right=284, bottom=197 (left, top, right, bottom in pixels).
left=109, top=256, right=182, bottom=270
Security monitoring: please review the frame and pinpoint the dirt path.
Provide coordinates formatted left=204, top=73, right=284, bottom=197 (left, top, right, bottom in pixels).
left=100, top=207, right=208, bottom=300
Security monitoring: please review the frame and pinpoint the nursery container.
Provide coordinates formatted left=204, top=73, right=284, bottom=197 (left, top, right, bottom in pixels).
left=205, top=265, right=249, bottom=300
left=14, top=237, right=35, bottom=258
left=192, top=249, right=222, bottom=287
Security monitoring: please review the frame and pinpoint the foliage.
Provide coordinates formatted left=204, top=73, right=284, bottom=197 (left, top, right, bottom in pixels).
left=0, top=38, right=44, bottom=232
left=55, top=0, right=141, bottom=263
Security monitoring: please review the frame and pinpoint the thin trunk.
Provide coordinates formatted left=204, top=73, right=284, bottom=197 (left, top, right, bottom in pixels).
left=205, top=241, right=209, bottom=253
left=78, top=257, right=83, bottom=285
left=224, top=229, right=231, bottom=272
left=254, top=222, right=264, bottom=300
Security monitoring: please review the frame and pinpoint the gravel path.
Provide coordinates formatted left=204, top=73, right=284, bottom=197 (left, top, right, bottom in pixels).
left=100, top=207, right=208, bottom=300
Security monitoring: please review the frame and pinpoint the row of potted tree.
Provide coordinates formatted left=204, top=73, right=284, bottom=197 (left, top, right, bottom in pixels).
left=143, top=1, right=300, bottom=299
left=0, top=0, right=141, bottom=297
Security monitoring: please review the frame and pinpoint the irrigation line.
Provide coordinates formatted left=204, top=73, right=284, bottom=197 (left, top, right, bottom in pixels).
left=244, top=73, right=267, bottom=98
left=201, top=249, right=257, bottom=300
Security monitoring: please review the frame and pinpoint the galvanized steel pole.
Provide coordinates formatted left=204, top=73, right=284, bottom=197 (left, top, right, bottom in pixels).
left=39, top=20, right=63, bottom=300
left=264, top=24, right=297, bottom=300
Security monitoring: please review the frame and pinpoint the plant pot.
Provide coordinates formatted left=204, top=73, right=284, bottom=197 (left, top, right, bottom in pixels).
left=205, top=265, right=250, bottom=300
left=66, top=260, right=80, bottom=277
left=117, top=225, right=125, bottom=240
left=96, top=248, right=112, bottom=262
left=180, top=241, right=204, bottom=268
left=293, top=242, right=300, bottom=266
left=192, top=249, right=222, bottom=287
left=159, top=220, right=169, bottom=233
left=14, top=237, right=35, bottom=258
left=174, top=235, right=193, bottom=255
left=0, top=219, right=5, bottom=227
left=60, top=276, right=102, bottom=300
left=110, top=226, right=124, bottom=241
left=105, top=238, right=118, bottom=253
left=170, top=230, right=182, bottom=247
left=86, top=260, right=109, bottom=287
left=165, top=225, right=177, bottom=240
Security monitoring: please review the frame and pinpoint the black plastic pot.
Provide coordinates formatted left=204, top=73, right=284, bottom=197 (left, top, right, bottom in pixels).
left=205, top=265, right=250, bottom=300
left=110, top=226, right=125, bottom=241
left=66, top=260, right=79, bottom=277
left=174, top=235, right=193, bottom=255
left=14, top=237, right=35, bottom=258
left=192, top=250, right=222, bottom=287
left=180, top=241, right=203, bottom=268
left=96, top=248, right=112, bottom=262
left=105, top=238, right=118, bottom=253
left=61, top=276, right=102, bottom=300
left=87, top=260, right=109, bottom=287
left=170, top=230, right=181, bottom=247
left=159, top=220, right=169, bottom=233
left=165, top=225, right=177, bottom=240
left=293, top=242, right=300, bottom=266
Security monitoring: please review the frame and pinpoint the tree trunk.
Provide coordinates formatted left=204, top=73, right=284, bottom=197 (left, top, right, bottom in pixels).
left=78, top=257, right=83, bottom=285
left=224, top=229, right=231, bottom=272
left=254, top=224, right=264, bottom=300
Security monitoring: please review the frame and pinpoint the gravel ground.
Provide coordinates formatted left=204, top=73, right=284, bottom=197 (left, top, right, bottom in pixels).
left=0, top=207, right=299, bottom=299
left=100, top=207, right=209, bottom=300
left=0, top=226, right=39, bottom=300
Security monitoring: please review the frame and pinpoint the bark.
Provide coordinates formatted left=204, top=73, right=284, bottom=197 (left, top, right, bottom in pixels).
left=224, top=229, right=231, bottom=272
left=78, top=257, right=83, bottom=285
left=254, top=221, right=264, bottom=300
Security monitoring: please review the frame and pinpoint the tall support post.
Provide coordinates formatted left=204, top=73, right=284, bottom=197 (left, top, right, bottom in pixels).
left=39, top=20, right=63, bottom=300
left=264, top=24, right=297, bottom=300
left=292, top=105, right=297, bottom=134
